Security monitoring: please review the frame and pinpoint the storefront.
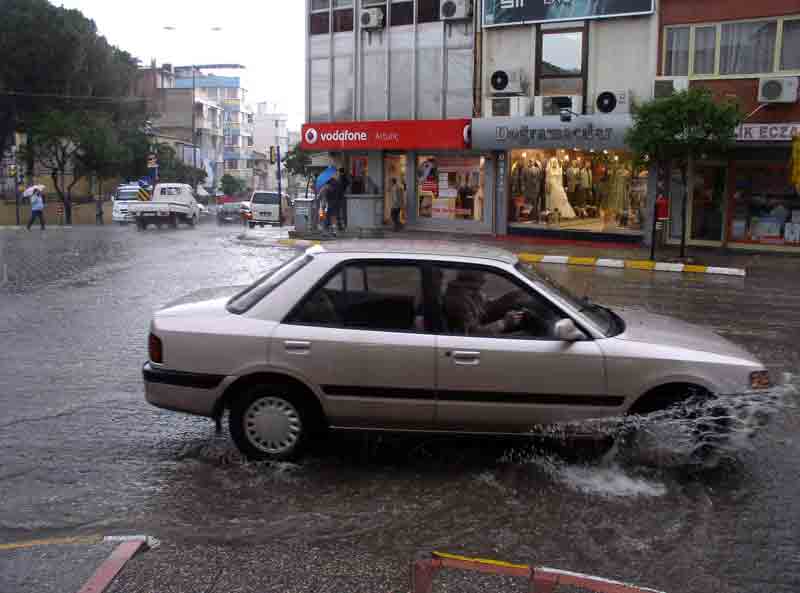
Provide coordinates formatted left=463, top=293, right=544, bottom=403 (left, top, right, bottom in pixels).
left=301, top=119, right=496, bottom=234
left=667, top=124, right=800, bottom=252
left=471, top=115, right=648, bottom=242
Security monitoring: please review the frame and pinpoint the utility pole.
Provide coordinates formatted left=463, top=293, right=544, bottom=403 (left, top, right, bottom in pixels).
left=191, top=66, right=197, bottom=172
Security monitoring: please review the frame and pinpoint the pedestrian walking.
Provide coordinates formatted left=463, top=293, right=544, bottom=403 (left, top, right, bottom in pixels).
left=94, top=195, right=104, bottom=225
left=26, top=189, right=46, bottom=231
left=336, top=168, right=350, bottom=230
left=322, top=179, right=341, bottom=235
left=390, top=177, right=406, bottom=231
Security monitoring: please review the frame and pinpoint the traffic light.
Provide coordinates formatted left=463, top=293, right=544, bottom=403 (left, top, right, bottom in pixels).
left=269, top=146, right=276, bottom=164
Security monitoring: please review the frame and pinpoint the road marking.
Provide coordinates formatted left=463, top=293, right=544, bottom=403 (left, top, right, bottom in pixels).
left=626, top=260, right=656, bottom=271
left=0, top=535, right=103, bottom=551
left=433, top=551, right=530, bottom=570
left=683, top=264, right=708, bottom=274
left=567, top=256, right=597, bottom=266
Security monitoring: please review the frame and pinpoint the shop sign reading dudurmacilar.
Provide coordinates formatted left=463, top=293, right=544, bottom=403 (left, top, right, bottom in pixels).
left=483, top=0, right=654, bottom=27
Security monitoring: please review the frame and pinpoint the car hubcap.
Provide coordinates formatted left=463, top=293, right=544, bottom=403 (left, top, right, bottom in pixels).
left=243, top=396, right=302, bottom=455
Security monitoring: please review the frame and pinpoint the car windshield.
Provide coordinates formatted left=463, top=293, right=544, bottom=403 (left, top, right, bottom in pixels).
left=116, top=190, right=139, bottom=201
left=227, top=255, right=312, bottom=314
left=515, top=262, right=623, bottom=337
left=252, top=193, right=280, bottom=205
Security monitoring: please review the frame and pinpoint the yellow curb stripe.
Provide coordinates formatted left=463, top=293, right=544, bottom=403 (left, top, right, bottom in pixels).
left=0, top=535, right=103, bottom=551
left=683, top=264, right=708, bottom=274
left=567, top=256, right=597, bottom=266
left=626, top=260, right=656, bottom=271
left=518, top=253, right=544, bottom=264
left=433, top=551, right=530, bottom=570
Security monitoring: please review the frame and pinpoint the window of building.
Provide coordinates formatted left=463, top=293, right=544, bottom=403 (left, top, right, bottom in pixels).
left=333, top=0, right=352, bottom=6
left=247, top=137, right=254, bottom=147
left=333, top=9, right=353, bottom=32
left=247, top=160, right=254, bottom=168
left=391, top=1, right=414, bottom=26
left=664, top=27, right=690, bottom=76
left=225, top=160, right=236, bottom=170
left=663, top=17, right=800, bottom=77
left=729, top=163, right=799, bottom=246
left=290, top=264, right=424, bottom=332
left=417, top=156, right=485, bottom=222
left=417, top=0, right=439, bottom=24
left=537, top=30, right=585, bottom=97
left=310, top=12, right=330, bottom=35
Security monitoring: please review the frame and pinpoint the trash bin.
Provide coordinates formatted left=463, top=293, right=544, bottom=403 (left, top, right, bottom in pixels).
left=293, top=196, right=318, bottom=234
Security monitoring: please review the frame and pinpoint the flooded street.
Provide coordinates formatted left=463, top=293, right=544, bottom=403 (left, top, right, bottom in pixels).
left=1, top=226, right=798, bottom=593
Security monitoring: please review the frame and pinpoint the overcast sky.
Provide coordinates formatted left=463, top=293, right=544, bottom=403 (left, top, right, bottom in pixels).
left=57, top=0, right=306, bottom=130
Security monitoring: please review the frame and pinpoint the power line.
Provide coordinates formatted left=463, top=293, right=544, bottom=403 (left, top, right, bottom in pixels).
left=0, top=91, right=148, bottom=104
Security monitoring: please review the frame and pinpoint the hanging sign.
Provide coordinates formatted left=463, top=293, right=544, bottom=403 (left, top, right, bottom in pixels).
left=735, top=123, right=800, bottom=142
left=483, top=0, right=655, bottom=28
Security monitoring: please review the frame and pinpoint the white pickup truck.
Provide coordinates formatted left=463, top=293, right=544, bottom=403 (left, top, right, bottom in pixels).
left=128, top=183, right=200, bottom=230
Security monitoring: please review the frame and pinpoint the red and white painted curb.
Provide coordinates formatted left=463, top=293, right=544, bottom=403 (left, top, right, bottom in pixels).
left=76, top=535, right=158, bottom=593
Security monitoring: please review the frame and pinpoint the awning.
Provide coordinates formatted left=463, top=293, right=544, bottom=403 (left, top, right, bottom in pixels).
left=471, top=115, right=633, bottom=151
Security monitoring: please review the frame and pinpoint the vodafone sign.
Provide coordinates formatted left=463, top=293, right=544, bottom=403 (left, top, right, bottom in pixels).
left=301, top=119, right=471, bottom=151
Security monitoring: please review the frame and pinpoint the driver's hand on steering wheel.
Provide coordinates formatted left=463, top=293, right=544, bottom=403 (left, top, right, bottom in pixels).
left=503, top=310, right=525, bottom=331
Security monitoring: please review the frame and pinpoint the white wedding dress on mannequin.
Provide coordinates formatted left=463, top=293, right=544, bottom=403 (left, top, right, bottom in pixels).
left=545, top=157, right=576, bottom=219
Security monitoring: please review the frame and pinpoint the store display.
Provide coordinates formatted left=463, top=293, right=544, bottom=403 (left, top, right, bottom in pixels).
left=784, top=222, right=800, bottom=243
left=545, top=157, right=576, bottom=219
left=417, top=156, right=484, bottom=222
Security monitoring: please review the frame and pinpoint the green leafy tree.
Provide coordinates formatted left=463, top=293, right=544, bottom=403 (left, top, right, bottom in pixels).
left=283, top=143, right=311, bottom=178
left=155, top=144, right=207, bottom=187
left=626, top=88, right=741, bottom=258
left=220, top=173, right=247, bottom=196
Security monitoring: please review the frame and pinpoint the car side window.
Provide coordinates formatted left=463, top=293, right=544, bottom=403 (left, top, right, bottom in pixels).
left=290, top=263, right=424, bottom=332
left=437, top=266, right=564, bottom=339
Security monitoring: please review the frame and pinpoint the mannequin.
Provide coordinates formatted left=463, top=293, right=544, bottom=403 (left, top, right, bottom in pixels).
left=579, top=161, right=593, bottom=214
left=545, top=157, right=576, bottom=219
left=525, top=160, right=544, bottom=216
left=566, top=161, right=581, bottom=207
left=604, top=162, right=630, bottom=226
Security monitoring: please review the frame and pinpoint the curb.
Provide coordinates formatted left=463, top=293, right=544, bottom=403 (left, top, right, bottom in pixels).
left=518, top=254, right=747, bottom=277
left=278, top=239, right=747, bottom=277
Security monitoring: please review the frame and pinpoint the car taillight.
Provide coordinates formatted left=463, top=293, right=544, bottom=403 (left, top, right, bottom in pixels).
left=750, top=370, right=770, bottom=390
left=149, top=333, right=163, bottom=364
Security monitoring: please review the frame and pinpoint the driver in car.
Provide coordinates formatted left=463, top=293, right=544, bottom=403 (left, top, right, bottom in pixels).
left=444, top=270, right=525, bottom=336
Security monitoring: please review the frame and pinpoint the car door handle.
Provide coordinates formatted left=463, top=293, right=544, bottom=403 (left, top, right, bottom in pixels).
left=284, top=340, right=311, bottom=354
left=451, top=350, right=480, bottom=366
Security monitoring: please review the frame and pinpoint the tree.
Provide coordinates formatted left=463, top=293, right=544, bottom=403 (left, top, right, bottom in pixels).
left=283, top=143, right=311, bottom=178
left=154, top=144, right=207, bottom=188
left=220, top=173, right=247, bottom=196
left=0, top=0, right=140, bottom=157
left=626, top=88, right=741, bottom=258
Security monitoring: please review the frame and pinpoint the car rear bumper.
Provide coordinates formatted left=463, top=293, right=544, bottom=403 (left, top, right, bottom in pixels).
left=143, top=361, right=225, bottom=417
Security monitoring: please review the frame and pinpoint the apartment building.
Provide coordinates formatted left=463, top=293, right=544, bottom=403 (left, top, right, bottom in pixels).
left=253, top=103, right=290, bottom=191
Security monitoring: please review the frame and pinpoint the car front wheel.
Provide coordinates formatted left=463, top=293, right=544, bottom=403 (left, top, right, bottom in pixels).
left=229, top=385, right=312, bottom=461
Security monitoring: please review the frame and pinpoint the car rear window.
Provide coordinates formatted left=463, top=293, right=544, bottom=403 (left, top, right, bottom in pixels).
left=227, top=255, right=312, bottom=314
left=252, top=192, right=280, bottom=205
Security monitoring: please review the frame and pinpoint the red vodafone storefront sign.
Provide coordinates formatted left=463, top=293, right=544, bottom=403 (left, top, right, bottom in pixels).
left=301, top=119, right=471, bottom=151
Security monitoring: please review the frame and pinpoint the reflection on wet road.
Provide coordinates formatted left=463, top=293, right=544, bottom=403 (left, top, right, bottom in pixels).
left=0, top=226, right=798, bottom=593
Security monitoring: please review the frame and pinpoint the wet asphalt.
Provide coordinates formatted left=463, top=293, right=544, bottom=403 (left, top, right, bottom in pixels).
left=0, top=224, right=798, bottom=593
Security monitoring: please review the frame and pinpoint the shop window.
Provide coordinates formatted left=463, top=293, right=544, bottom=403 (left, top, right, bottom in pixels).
left=729, top=163, right=799, bottom=246
left=310, top=12, right=330, bottom=35
left=664, top=27, right=689, bottom=76
left=507, top=149, right=646, bottom=236
left=720, top=21, right=777, bottom=75
left=333, top=9, right=354, bottom=32
left=417, top=0, right=439, bottom=24
left=417, top=156, right=485, bottom=223
left=781, top=19, right=800, bottom=70
left=391, top=1, right=414, bottom=26
left=538, top=30, right=584, bottom=97
left=693, top=27, right=717, bottom=75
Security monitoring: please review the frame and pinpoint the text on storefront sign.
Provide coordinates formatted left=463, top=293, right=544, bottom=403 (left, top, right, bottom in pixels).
left=736, top=123, right=800, bottom=142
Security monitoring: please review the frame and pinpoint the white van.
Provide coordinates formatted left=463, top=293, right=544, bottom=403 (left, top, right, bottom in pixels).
left=112, top=184, right=149, bottom=224
left=246, top=191, right=290, bottom=228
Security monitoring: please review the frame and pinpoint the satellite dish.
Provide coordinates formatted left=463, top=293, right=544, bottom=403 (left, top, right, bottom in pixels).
left=596, top=91, right=618, bottom=114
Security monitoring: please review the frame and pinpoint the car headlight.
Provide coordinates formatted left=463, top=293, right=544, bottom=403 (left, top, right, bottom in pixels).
left=750, top=370, right=770, bottom=390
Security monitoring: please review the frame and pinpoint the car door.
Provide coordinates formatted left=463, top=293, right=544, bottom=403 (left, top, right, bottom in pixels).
left=271, top=261, right=436, bottom=430
left=433, top=264, right=612, bottom=432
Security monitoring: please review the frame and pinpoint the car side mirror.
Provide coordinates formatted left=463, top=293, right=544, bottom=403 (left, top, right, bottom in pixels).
left=554, top=318, right=586, bottom=342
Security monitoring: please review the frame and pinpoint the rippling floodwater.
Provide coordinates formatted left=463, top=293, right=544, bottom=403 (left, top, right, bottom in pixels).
left=1, top=227, right=799, bottom=593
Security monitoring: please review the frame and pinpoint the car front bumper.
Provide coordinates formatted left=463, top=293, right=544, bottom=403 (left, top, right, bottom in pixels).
left=143, top=361, right=226, bottom=418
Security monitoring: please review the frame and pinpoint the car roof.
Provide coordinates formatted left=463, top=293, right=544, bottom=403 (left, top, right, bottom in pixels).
left=308, top=241, right=518, bottom=265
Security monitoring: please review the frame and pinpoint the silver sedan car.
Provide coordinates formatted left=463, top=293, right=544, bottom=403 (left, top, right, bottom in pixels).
left=143, top=242, right=770, bottom=461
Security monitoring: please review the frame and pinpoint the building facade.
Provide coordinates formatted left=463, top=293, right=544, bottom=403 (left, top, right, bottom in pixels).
left=253, top=103, right=290, bottom=191
left=303, top=1, right=800, bottom=250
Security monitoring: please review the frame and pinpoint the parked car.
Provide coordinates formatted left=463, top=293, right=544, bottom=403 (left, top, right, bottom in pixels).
left=216, top=202, right=243, bottom=225
left=128, top=183, right=200, bottom=230
left=143, top=242, right=769, bottom=461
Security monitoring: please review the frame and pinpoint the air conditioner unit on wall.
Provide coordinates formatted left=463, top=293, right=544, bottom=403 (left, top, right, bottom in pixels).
left=594, top=89, right=633, bottom=115
left=440, top=0, right=473, bottom=21
left=360, top=7, right=385, bottom=30
left=758, top=76, right=799, bottom=103
left=653, top=77, right=689, bottom=99
left=534, top=95, right=583, bottom=117
left=489, top=69, right=523, bottom=96
left=484, top=96, right=531, bottom=118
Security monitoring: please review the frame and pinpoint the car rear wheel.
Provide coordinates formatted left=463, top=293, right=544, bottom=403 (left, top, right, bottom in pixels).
left=229, top=385, right=314, bottom=461
left=248, top=222, right=255, bottom=229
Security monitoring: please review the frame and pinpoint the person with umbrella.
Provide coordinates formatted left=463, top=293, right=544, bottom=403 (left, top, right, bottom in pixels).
left=24, top=185, right=46, bottom=231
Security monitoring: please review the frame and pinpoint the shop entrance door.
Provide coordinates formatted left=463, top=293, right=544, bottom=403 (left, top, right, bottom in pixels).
left=384, top=154, right=407, bottom=227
